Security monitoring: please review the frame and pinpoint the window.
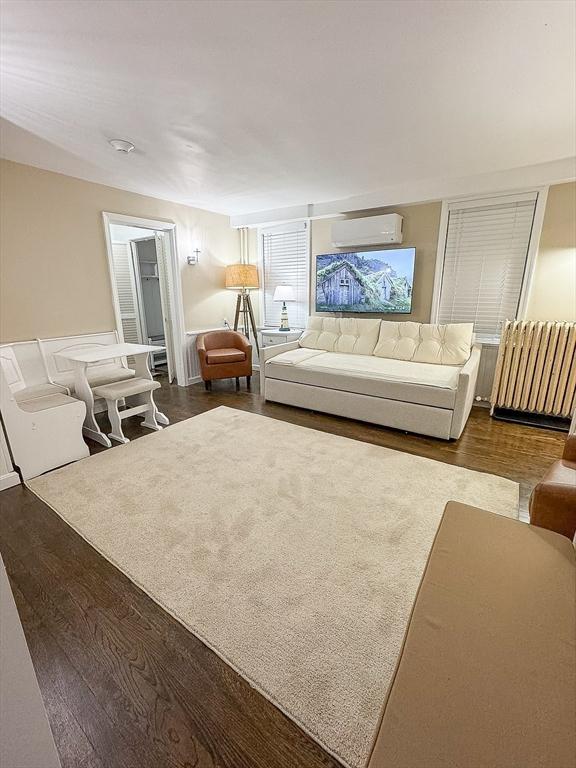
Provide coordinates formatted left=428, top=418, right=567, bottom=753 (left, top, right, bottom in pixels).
left=434, top=192, right=541, bottom=341
left=260, top=221, right=309, bottom=328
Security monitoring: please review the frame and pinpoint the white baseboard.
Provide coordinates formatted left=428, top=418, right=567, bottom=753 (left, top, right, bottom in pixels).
left=0, top=471, right=20, bottom=491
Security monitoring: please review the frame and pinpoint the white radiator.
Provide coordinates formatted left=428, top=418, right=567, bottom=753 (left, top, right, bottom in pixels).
left=491, top=320, right=576, bottom=418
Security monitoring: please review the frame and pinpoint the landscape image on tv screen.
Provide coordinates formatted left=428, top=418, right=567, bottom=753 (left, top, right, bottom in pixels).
left=316, top=247, right=415, bottom=313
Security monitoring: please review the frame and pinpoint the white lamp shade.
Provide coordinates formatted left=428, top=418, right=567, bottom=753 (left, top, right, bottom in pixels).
left=273, top=285, right=295, bottom=302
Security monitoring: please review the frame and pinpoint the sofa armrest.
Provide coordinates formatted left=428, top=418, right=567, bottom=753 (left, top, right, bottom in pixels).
left=260, top=341, right=300, bottom=399
left=260, top=340, right=300, bottom=364
left=450, top=344, right=481, bottom=439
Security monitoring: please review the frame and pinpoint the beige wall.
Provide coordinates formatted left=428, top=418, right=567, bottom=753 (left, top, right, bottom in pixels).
left=526, top=182, right=576, bottom=322
left=2, top=157, right=572, bottom=346
left=0, top=159, right=242, bottom=342
left=310, top=202, right=442, bottom=323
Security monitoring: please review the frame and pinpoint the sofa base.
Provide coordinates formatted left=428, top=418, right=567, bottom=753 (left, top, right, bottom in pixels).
left=265, top=378, right=455, bottom=440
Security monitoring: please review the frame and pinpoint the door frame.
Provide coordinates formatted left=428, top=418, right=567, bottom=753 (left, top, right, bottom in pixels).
left=102, top=212, right=188, bottom=386
left=429, top=187, right=549, bottom=334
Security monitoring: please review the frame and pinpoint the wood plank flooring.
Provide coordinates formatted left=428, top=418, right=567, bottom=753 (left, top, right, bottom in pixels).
left=0, top=376, right=566, bottom=768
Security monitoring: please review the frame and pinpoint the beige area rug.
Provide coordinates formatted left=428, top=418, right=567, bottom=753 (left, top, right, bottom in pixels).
left=28, top=406, right=519, bottom=768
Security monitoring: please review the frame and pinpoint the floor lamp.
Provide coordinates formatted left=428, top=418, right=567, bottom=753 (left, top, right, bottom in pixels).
left=225, top=263, right=260, bottom=355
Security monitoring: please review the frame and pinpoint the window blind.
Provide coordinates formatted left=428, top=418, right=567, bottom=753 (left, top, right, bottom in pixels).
left=437, top=196, right=537, bottom=340
left=261, top=222, right=309, bottom=328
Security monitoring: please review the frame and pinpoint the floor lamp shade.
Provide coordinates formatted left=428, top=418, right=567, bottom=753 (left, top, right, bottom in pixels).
left=225, top=264, right=259, bottom=290
left=224, top=264, right=260, bottom=354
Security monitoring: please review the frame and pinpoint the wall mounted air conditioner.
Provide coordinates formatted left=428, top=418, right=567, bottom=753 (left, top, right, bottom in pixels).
left=331, top=214, right=403, bottom=248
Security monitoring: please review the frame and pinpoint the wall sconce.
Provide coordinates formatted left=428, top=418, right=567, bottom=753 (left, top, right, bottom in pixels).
left=187, top=248, right=201, bottom=265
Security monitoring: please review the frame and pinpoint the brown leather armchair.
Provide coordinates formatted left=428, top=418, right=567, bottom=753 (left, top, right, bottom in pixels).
left=529, top=434, right=576, bottom=540
left=196, top=330, right=252, bottom=391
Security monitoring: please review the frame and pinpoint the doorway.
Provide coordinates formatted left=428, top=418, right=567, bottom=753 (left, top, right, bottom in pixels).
left=103, top=214, right=187, bottom=386
left=131, top=236, right=170, bottom=375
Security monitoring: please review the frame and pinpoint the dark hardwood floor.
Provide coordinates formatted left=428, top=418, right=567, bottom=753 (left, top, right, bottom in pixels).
left=0, top=377, right=566, bottom=768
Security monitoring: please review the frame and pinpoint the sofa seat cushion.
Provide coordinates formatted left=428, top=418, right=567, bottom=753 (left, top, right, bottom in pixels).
left=14, top=383, right=68, bottom=402
left=54, top=365, right=135, bottom=390
left=299, top=317, right=381, bottom=355
left=266, top=351, right=461, bottom=408
left=92, top=377, right=160, bottom=400
left=374, top=321, right=473, bottom=365
left=18, top=393, right=78, bottom=413
left=206, top=348, right=246, bottom=365
left=267, top=347, right=326, bottom=366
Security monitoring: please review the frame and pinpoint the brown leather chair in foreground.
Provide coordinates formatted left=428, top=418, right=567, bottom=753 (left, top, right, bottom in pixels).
left=196, top=330, right=252, bottom=391
left=529, top=433, right=576, bottom=540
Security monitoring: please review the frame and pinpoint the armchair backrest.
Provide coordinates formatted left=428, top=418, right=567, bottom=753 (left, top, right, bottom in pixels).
left=199, top=330, right=249, bottom=351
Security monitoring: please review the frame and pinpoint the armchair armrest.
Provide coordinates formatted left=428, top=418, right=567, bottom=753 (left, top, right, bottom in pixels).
left=196, top=333, right=207, bottom=367
left=232, top=331, right=252, bottom=354
left=530, top=473, right=576, bottom=540
left=562, top=434, right=576, bottom=462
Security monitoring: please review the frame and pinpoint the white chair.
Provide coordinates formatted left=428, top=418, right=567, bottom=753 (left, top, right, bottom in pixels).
left=92, top=377, right=161, bottom=444
left=0, top=346, right=89, bottom=480
left=38, top=332, right=135, bottom=397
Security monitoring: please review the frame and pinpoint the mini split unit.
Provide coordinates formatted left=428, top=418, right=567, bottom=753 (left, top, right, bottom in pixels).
left=331, top=213, right=403, bottom=248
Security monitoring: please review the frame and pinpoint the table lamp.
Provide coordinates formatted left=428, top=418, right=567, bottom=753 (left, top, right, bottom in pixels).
left=225, top=263, right=260, bottom=353
left=273, top=285, right=295, bottom=331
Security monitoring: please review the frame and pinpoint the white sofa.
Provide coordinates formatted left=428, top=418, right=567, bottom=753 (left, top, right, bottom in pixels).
left=260, top=317, right=481, bottom=440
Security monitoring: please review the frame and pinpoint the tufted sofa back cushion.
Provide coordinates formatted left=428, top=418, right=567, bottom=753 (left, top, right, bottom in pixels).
left=373, top=321, right=474, bottom=365
left=299, top=316, right=381, bottom=355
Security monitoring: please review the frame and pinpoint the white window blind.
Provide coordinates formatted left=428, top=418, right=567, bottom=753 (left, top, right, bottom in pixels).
left=261, top=221, right=309, bottom=328
left=437, top=195, right=537, bottom=340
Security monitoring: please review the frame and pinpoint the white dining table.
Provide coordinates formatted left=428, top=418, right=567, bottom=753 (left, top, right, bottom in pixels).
left=56, top=342, right=169, bottom=447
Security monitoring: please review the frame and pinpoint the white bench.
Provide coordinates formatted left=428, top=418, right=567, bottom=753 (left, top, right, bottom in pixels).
left=0, top=342, right=68, bottom=402
left=92, top=377, right=161, bottom=444
left=0, top=343, right=89, bottom=480
left=38, top=332, right=135, bottom=399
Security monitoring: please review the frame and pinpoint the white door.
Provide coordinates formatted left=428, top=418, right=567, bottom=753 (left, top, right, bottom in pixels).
left=111, top=242, right=142, bottom=344
left=155, top=232, right=176, bottom=383
left=130, top=242, right=149, bottom=345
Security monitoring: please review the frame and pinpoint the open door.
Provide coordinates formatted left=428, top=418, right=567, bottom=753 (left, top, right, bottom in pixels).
left=111, top=241, right=142, bottom=344
left=154, top=232, right=176, bottom=383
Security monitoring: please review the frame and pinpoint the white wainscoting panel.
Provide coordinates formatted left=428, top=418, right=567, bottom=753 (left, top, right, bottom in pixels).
left=475, top=342, right=499, bottom=402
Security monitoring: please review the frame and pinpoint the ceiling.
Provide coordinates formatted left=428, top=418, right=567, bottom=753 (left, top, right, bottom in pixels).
left=1, top=0, right=575, bottom=216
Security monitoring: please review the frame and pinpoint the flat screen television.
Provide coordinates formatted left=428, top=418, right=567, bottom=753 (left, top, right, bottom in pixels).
left=315, top=247, right=415, bottom=313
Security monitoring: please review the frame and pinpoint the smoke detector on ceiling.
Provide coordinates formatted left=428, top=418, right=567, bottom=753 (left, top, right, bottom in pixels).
left=108, top=139, right=135, bottom=153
